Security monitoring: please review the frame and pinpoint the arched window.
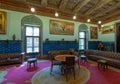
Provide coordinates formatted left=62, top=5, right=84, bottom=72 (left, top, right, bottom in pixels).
left=79, top=24, right=88, bottom=50
left=79, top=31, right=86, bottom=50
left=21, top=15, right=42, bottom=54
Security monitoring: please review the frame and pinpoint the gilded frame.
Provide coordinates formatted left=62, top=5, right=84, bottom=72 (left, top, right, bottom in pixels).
left=0, top=11, right=6, bottom=34
left=102, top=25, right=114, bottom=34
left=90, top=26, right=98, bottom=39
left=50, top=20, right=74, bottom=35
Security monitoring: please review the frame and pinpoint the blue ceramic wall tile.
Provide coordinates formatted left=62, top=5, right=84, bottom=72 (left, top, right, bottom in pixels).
left=43, top=41, right=78, bottom=55
left=0, top=41, right=22, bottom=53
left=88, top=41, right=115, bottom=51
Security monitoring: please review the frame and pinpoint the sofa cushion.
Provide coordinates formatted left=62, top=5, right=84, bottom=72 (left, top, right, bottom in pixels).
left=0, top=53, right=23, bottom=65
left=85, top=49, right=120, bottom=68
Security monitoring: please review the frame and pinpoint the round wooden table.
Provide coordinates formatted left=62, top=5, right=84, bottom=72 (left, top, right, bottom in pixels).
left=55, top=55, right=77, bottom=62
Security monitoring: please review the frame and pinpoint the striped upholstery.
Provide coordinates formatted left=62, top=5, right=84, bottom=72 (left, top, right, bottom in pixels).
left=0, top=53, right=23, bottom=65
left=85, top=50, right=120, bottom=68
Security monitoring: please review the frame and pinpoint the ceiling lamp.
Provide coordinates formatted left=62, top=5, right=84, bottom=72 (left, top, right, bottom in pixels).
left=31, top=7, right=35, bottom=12
left=73, top=15, right=76, bottom=20
left=87, top=19, right=91, bottom=22
left=98, top=21, right=102, bottom=24
left=101, top=25, right=104, bottom=27
left=55, top=12, right=59, bottom=17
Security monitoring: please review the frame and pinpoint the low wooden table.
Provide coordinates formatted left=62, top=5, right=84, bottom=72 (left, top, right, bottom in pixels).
left=80, top=55, right=87, bottom=63
left=97, top=59, right=108, bottom=70
left=27, top=58, right=37, bottom=68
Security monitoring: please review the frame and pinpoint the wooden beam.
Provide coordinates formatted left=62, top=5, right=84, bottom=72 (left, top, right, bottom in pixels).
left=59, top=0, right=69, bottom=10
left=94, top=2, right=120, bottom=18
left=1, top=1, right=97, bottom=24
left=41, top=0, right=48, bottom=7
left=102, top=10, right=120, bottom=20
left=73, top=0, right=91, bottom=13
left=85, top=0, right=112, bottom=15
left=103, top=14, right=120, bottom=24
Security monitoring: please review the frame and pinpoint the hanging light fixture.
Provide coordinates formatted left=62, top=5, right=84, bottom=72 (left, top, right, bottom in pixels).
left=55, top=12, right=59, bottom=17
left=87, top=19, right=91, bottom=22
left=30, top=7, right=35, bottom=12
left=101, top=25, right=104, bottom=27
left=98, top=21, right=102, bottom=24
left=73, top=15, right=76, bottom=20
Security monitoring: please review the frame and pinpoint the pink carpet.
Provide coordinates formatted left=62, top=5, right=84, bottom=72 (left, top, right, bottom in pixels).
left=0, top=61, right=51, bottom=84
left=0, top=60, right=120, bottom=84
left=86, top=63, right=120, bottom=84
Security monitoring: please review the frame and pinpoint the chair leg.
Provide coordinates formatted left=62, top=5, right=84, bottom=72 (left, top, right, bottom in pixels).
left=50, top=64, right=53, bottom=74
left=77, top=58, right=80, bottom=69
left=73, top=68, right=75, bottom=80
left=64, top=69, right=68, bottom=81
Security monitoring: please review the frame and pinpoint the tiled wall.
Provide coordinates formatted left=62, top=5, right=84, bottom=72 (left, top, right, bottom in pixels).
left=88, top=41, right=99, bottom=50
left=0, top=40, right=22, bottom=53
left=43, top=41, right=79, bottom=55
left=88, top=41, right=115, bottom=51
left=0, top=40, right=114, bottom=55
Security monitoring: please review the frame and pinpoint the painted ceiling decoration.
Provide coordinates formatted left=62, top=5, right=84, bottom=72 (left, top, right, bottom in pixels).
left=1, top=0, right=120, bottom=24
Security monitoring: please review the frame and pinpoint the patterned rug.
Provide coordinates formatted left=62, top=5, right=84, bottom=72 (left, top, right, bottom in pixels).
left=0, top=60, right=51, bottom=84
left=0, top=70, right=7, bottom=83
left=32, top=66, right=90, bottom=84
left=1, top=60, right=120, bottom=84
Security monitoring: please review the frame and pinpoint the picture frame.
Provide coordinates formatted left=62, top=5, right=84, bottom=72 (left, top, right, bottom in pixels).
left=90, top=26, right=98, bottom=39
left=102, top=25, right=114, bottom=34
left=0, top=11, right=6, bottom=34
left=50, top=20, right=74, bottom=35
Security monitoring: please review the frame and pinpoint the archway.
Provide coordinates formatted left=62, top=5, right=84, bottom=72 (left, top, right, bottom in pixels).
left=21, top=15, right=43, bottom=55
left=78, top=24, right=89, bottom=50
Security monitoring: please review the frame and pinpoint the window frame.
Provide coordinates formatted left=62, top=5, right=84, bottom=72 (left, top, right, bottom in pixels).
left=24, top=25, right=40, bottom=53
left=79, top=31, right=86, bottom=50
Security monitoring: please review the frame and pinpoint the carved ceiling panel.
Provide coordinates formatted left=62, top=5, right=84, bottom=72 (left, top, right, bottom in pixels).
left=1, top=0, right=120, bottom=24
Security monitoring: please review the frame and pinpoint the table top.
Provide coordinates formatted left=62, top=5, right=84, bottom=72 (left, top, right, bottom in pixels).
left=55, top=54, right=77, bottom=62
left=80, top=55, right=86, bottom=58
left=27, top=58, right=37, bottom=62
left=97, top=59, right=107, bottom=63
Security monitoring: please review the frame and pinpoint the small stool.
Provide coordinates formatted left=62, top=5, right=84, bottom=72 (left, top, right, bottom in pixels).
left=97, top=60, right=108, bottom=70
left=27, top=58, right=37, bottom=68
left=80, top=55, right=87, bottom=63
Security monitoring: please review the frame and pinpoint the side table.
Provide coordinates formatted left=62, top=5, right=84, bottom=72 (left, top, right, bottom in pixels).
left=97, top=59, right=108, bottom=70
left=80, top=55, right=87, bottom=63
left=27, top=58, right=37, bottom=68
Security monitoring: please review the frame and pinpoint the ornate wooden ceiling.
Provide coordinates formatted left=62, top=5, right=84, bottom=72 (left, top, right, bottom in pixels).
left=1, top=0, right=120, bottom=24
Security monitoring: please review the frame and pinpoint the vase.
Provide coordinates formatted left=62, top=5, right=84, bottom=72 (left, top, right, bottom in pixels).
left=12, top=34, right=16, bottom=40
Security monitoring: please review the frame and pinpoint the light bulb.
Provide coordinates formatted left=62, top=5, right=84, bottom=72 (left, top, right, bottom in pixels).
left=101, top=25, right=104, bottom=27
left=73, top=15, right=76, bottom=20
left=55, top=12, right=59, bottom=17
left=87, top=19, right=91, bottom=22
left=98, top=21, right=102, bottom=24
left=31, top=7, right=35, bottom=12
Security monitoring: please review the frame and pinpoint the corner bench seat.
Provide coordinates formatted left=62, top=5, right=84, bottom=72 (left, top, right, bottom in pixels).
left=85, top=50, right=120, bottom=68
left=0, top=53, right=23, bottom=65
